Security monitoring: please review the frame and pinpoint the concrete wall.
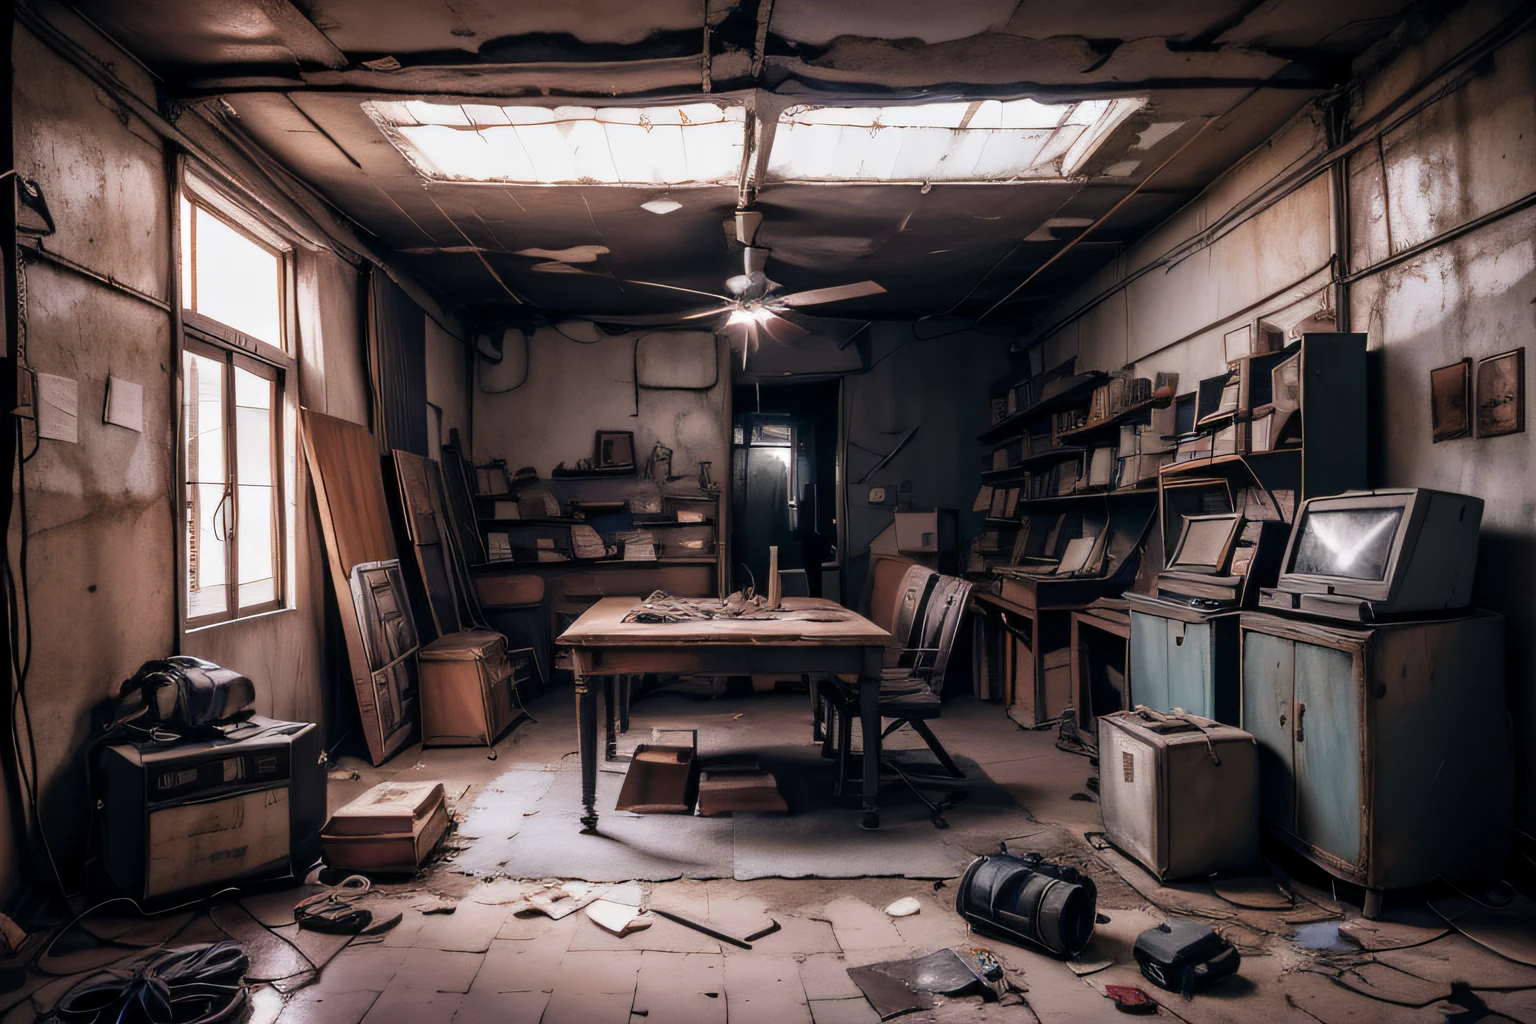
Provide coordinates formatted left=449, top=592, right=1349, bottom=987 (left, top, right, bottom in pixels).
left=471, top=326, right=730, bottom=480
left=842, top=324, right=1015, bottom=605
left=425, top=318, right=471, bottom=452
left=1027, top=0, right=1536, bottom=836
left=8, top=23, right=374, bottom=891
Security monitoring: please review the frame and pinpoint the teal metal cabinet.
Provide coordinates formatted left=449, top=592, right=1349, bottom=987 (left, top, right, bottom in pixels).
left=1127, top=604, right=1240, bottom=724
left=1240, top=610, right=1510, bottom=916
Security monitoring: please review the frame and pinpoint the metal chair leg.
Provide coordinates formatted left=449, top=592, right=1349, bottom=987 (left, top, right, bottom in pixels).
left=909, top=719, right=966, bottom=779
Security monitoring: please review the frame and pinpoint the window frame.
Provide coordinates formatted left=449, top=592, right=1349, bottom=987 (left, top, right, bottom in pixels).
left=181, top=191, right=295, bottom=356
left=181, top=314, right=292, bottom=628
left=178, top=176, right=300, bottom=635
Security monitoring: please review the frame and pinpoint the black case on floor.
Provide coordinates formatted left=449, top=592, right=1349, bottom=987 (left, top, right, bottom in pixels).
left=1133, top=919, right=1241, bottom=994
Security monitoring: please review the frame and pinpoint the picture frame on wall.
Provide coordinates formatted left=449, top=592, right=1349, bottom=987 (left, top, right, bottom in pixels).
left=1475, top=348, right=1525, bottom=438
left=1429, top=358, right=1471, bottom=443
left=595, top=430, right=636, bottom=469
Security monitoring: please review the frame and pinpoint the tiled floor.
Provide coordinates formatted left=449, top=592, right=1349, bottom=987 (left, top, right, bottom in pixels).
left=13, top=686, right=1536, bottom=1023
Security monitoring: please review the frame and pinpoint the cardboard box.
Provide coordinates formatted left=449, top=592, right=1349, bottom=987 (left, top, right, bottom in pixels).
left=616, top=745, right=697, bottom=813
left=322, top=781, right=450, bottom=873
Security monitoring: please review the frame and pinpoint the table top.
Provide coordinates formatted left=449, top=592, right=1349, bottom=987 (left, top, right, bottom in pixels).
left=557, top=596, right=892, bottom=648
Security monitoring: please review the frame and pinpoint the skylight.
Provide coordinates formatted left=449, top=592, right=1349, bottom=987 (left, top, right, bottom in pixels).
left=364, top=100, right=747, bottom=186
left=764, top=97, right=1144, bottom=182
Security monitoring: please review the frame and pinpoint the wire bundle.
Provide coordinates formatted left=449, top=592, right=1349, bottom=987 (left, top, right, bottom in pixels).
left=48, top=942, right=249, bottom=1024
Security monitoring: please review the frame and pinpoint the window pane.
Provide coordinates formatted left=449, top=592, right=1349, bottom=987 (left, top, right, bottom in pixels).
left=190, top=206, right=283, bottom=346
left=184, top=349, right=228, bottom=620
left=233, top=366, right=278, bottom=609
left=237, top=482, right=276, bottom=607
left=184, top=351, right=225, bottom=484
left=235, top=368, right=273, bottom=487
left=187, top=482, right=229, bottom=619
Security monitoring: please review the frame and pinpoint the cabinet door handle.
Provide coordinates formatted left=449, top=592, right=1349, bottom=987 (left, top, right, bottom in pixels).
left=1295, top=702, right=1306, bottom=742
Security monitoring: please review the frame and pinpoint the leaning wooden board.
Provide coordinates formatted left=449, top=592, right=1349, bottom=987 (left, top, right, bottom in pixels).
left=302, top=408, right=417, bottom=765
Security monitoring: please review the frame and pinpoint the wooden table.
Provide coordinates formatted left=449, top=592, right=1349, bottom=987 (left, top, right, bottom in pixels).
left=557, top=596, right=891, bottom=832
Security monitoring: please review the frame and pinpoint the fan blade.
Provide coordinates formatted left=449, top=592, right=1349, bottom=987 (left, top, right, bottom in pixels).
left=618, top=278, right=735, bottom=303
left=774, top=280, right=886, bottom=308
left=759, top=311, right=809, bottom=343
left=586, top=306, right=727, bottom=327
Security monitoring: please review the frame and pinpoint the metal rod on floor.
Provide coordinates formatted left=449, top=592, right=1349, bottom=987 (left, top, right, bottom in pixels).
left=650, top=908, right=753, bottom=949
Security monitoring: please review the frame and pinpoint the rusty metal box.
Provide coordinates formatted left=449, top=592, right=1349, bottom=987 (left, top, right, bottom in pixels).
left=1098, top=711, right=1260, bottom=881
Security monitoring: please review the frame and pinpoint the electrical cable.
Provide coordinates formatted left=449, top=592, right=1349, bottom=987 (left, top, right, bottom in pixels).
left=8, top=250, right=69, bottom=901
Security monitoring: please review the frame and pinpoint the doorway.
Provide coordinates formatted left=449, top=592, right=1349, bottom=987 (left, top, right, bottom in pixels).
left=730, top=379, right=842, bottom=601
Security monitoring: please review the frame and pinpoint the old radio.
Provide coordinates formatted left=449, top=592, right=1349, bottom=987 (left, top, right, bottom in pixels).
left=98, top=716, right=325, bottom=902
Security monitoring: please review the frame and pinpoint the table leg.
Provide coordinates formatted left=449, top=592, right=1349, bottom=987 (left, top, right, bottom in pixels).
left=604, top=676, right=618, bottom=762
left=860, top=677, right=881, bottom=830
left=576, top=673, right=599, bottom=832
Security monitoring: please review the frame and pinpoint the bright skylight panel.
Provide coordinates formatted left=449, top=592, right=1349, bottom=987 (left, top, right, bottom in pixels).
left=766, top=97, right=1143, bottom=182
left=366, top=101, right=746, bottom=186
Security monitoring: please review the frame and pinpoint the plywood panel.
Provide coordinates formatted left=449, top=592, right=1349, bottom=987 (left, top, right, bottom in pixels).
left=302, top=409, right=396, bottom=574
left=302, top=408, right=416, bottom=764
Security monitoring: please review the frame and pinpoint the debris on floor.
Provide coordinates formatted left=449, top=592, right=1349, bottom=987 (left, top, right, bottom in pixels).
left=1104, top=983, right=1158, bottom=1014
left=293, top=875, right=374, bottom=934
left=585, top=899, right=652, bottom=936
left=885, top=897, right=922, bottom=918
left=847, top=946, right=1017, bottom=1019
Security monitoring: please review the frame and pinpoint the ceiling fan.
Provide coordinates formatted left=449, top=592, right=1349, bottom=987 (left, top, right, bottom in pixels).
left=567, top=209, right=887, bottom=367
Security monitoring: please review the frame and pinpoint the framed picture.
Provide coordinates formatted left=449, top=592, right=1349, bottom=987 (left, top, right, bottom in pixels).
left=1429, top=359, right=1471, bottom=443
left=594, top=430, right=636, bottom=469
left=1476, top=348, right=1525, bottom=438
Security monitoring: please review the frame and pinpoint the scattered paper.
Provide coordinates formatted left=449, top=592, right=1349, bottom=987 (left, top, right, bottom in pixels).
left=586, top=899, right=652, bottom=936
left=36, top=372, right=78, bottom=443
left=104, top=376, right=143, bottom=432
left=885, top=897, right=922, bottom=918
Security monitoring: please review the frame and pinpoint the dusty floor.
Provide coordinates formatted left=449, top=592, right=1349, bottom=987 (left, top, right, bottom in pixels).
left=11, top=687, right=1536, bottom=1023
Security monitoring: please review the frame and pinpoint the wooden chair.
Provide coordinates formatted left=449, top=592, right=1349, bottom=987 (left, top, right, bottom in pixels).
left=822, top=566, right=974, bottom=826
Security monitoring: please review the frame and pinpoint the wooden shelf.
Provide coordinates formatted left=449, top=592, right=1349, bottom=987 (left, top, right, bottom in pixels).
left=978, top=374, right=1107, bottom=445
left=1159, top=449, right=1300, bottom=477
left=984, top=488, right=1158, bottom=525
left=478, top=555, right=717, bottom=570
left=1058, top=397, right=1172, bottom=442
left=983, top=446, right=1088, bottom=481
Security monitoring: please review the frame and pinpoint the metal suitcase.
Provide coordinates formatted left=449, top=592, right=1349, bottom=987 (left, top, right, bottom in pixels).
left=1098, top=710, right=1259, bottom=881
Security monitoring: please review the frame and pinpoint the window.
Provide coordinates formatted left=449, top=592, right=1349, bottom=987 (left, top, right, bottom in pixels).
left=179, top=192, right=292, bottom=627
left=181, top=196, right=286, bottom=348
left=364, top=96, right=1147, bottom=187
left=363, top=100, right=746, bottom=186
left=765, top=97, right=1145, bottom=182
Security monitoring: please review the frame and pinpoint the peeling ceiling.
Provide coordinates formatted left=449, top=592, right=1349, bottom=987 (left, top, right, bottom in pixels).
left=67, top=0, right=1418, bottom=328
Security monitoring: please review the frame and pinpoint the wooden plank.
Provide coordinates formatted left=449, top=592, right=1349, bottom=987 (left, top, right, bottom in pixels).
left=392, top=449, right=462, bottom=638
left=301, top=409, right=414, bottom=765
left=559, top=596, right=890, bottom=647
left=302, top=409, right=395, bottom=574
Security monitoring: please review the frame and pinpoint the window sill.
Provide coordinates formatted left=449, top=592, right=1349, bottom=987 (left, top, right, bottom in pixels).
left=183, top=606, right=298, bottom=636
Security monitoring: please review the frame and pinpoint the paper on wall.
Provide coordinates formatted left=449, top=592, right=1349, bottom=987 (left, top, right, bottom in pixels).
left=104, top=376, right=144, bottom=432
left=36, top=373, right=78, bottom=443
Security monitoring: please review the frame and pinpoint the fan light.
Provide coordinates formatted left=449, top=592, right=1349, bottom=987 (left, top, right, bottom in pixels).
left=726, top=307, right=775, bottom=327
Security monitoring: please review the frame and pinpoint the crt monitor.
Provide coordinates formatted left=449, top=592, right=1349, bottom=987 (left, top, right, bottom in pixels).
left=1263, top=488, right=1483, bottom=621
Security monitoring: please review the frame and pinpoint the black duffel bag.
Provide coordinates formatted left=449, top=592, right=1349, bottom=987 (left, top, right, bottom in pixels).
left=114, top=656, right=255, bottom=733
left=954, top=845, right=1098, bottom=957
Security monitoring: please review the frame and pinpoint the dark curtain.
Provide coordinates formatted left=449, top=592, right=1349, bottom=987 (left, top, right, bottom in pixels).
left=367, top=269, right=427, bottom=456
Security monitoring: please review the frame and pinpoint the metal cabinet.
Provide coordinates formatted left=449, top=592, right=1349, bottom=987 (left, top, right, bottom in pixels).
left=1128, top=607, right=1240, bottom=724
left=1240, top=610, right=1510, bottom=916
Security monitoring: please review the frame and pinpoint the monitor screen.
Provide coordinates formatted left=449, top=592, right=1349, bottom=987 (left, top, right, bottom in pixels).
left=1290, top=507, right=1403, bottom=580
left=1173, top=516, right=1239, bottom=570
